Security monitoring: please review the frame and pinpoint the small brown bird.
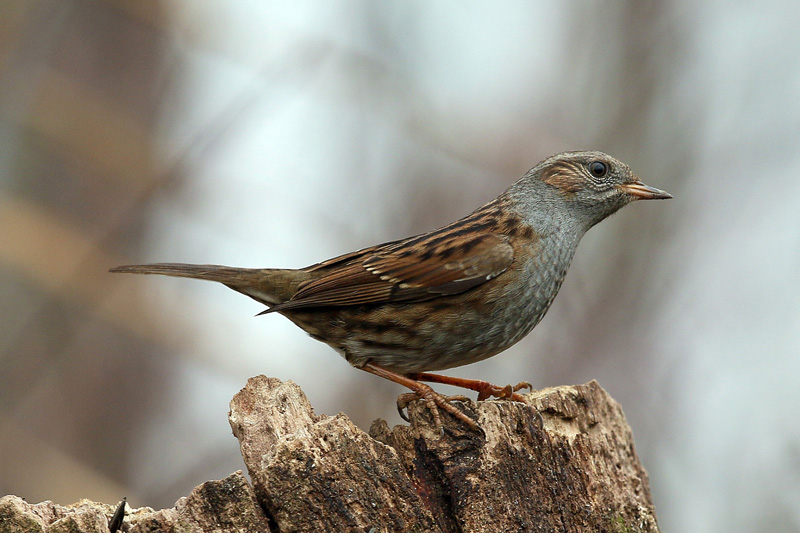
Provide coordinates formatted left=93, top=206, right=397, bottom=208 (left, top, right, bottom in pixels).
left=112, top=151, right=670, bottom=429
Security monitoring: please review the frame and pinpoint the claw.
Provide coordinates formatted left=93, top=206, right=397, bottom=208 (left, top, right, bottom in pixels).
left=513, top=381, right=533, bottom=394
left=396, top=397, right=411, bottom=422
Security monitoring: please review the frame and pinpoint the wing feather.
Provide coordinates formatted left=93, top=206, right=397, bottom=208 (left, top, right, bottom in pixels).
left=268, top=228, right=513, bottom=312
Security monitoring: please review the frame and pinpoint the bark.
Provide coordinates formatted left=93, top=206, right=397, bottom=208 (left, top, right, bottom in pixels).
left=1, top=376, right=659, bottom=532
left=0, top=472, right=270, bottom=533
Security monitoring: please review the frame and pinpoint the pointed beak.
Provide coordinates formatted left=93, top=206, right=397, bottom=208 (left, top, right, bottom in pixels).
left=618, top=181, right=672, bottom=200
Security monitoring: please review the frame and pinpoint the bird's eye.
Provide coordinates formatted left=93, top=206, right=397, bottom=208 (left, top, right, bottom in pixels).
left=588, top=161, right=608, bottom=178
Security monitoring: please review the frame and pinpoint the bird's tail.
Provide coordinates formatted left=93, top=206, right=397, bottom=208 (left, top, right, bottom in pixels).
left=110, top=263, right=309, bottom=307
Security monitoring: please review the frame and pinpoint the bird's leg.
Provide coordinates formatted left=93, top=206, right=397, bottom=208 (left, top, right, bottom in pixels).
left=409, top=372, right=532, bottom=402
left=360, top=362, right=477, bottom=431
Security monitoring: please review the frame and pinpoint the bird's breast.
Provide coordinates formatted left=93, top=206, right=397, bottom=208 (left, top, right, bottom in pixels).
left=282, top=230, right=581, bottom=374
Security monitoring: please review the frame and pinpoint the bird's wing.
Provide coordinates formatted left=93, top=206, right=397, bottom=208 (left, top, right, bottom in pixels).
left=266, top=231, right=513, bottom=312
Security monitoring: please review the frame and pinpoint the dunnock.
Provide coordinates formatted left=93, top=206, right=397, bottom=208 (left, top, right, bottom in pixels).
left=112, top=151, right=670, bottom=429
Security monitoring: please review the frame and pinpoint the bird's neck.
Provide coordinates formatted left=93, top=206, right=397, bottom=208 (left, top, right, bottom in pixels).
left=503, top=178, right=589, bottom=244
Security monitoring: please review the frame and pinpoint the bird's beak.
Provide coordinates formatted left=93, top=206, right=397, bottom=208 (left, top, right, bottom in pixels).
left=618, top=181, right=672, bottom=200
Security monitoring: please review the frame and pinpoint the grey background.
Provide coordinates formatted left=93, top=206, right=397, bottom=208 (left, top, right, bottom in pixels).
left=1, top=2, right=799, bottom=531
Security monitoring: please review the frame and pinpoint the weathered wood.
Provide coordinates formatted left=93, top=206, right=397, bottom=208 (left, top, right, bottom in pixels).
left=0, top=376, right=659, bottom=532
left=228, top=376, right=439, bottom=531
left=230, top=375, right=659, bottom=532
left=0, top=471, right=270, bottom=533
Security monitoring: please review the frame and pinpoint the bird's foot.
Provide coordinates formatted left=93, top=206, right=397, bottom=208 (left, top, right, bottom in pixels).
left=475, top=381, right=532, bottom=402
left=396, top=389, right=476, bottom=431
left=360, top=362, right=480, bottom=431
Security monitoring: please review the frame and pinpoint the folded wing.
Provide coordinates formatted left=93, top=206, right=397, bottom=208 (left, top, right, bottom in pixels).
left=267, top=231, right=513, bottom=312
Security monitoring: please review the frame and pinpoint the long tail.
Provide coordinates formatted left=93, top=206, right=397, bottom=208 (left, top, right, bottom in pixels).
left=110, top=263, right=308, bottom=307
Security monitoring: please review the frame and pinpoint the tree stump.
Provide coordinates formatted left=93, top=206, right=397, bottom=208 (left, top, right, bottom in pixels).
left=228, top=375, right=659, bottom=532
left=0, top=375, right=659, bottom=532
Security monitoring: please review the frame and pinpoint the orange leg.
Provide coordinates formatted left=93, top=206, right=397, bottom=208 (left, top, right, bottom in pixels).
left=360, top=362, right=478, bottom=431
left=408, top=372, right=532, bottom=402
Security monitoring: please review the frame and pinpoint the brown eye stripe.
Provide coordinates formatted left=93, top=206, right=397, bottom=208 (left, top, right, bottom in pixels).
left=541, top=161, right=585, bottom=193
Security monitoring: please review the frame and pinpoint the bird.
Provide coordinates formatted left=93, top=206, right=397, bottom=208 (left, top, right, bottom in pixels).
left=111, top=151, right=671, bottom=430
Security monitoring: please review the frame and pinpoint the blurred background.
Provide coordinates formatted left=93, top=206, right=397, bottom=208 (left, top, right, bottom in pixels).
left=1, top=1, right=799, bottom=531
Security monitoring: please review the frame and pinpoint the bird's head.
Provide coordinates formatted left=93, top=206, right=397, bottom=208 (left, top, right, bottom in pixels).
left=530, top=150, right=671, bottom=230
